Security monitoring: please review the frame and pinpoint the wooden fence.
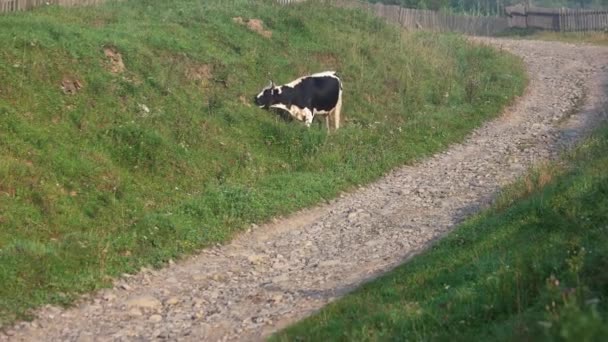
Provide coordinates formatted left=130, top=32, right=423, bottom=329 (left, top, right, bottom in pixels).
left=330, top=0, right=508, bottom=36
left=506, top=4, right=608, bottom=31
left=3, top=0, right=605, bottom=33
left=0, top=0, right=302, bottom=14
left=0, top=0, right=110, bottom=13
left=276, top=0, right=307, bottom=4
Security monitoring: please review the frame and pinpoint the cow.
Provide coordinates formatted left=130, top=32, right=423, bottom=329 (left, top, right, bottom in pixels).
left=254, top=71, right=343, bottom=131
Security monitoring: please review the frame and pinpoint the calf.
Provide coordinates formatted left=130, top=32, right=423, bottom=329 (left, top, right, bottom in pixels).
left=254, top=71, right=343, bottom=131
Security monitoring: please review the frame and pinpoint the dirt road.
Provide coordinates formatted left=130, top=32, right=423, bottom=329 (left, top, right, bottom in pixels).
left=2, top=38, right=607, bottom=342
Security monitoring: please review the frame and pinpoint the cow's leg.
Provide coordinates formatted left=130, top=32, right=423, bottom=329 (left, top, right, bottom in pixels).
left=325, top=115, right=330, bottom=131
left=333, top=91, right=343, bottom=130
left=303, top=108, right=314, bottom=128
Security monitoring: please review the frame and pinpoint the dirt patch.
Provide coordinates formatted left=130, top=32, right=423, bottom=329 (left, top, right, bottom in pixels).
left=314, top=53, right=340, bottom=68
left=91, top=19, right=106, bottom=28
left=61, top=77, right=83, bottom=95
left=232, top=16, right=245, bottom=25
left=233, top=17, right=272, bottom=38
left=239, top=95, right=252, bottom=107
left=103, top=46, right=125, bottom=74
left=185, top=63, right=213, bottom=85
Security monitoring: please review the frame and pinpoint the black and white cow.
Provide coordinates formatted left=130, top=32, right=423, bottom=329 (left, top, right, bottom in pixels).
left=254, top=71, right=343, bottom=131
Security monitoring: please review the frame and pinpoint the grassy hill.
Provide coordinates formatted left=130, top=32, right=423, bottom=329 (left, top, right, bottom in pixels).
left=0, top=0, right=525, bottom=325
left=273, top=126, right=608, bottom=340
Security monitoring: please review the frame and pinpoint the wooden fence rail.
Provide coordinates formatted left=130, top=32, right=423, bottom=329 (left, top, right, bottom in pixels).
left=3, top=0, right=606, bottom=33
left=0, top=0, right=111, bottom=13
left=329, top=0, right=508, bottom=36
left=506, top=5, right=608, bottom=32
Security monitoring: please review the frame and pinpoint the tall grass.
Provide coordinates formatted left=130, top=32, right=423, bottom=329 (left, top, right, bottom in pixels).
left=0, top=0, right=525, bottom=324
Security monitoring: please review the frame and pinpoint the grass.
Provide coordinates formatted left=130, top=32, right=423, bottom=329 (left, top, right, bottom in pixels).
left=499, top=28, right=608, bottom=46
left=272, top=124, right=608, bottom=340
left=0, top=0, right=525, bottom=325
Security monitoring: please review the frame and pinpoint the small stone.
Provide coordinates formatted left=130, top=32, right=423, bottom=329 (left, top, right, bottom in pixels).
left=319, top=259, right=341, bottom=267
left=125, top=295, right=162, bottom=309
left=119, top=283, right=132, bottom=291
left=149, top=314, right=163, bottom=322
left=102, top=292, right=117, bottom=301
left=127, top=308, right=143, bottom=317
left=166, top=297, right=180, bottom=305
left=272, top=274, right=289, bottom=283
left=247, top=254, right=265, bottom=264
left=76, top=333, right=95, bottom=342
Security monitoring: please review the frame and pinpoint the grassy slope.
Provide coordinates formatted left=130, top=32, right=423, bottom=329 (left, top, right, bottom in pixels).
left=273, top=125, right=608, bottom=340
left=0, top=0, right=525, bottom=325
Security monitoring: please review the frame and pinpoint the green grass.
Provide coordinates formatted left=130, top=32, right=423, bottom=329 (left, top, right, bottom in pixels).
left=272, top=124, right=608, bottom=340
left=499, top=28, right=608, bottom=46
left=0, top=0, right=525, bottom=325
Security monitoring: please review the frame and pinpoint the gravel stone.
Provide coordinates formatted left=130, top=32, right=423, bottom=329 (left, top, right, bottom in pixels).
left=125, top=295, right=162, bottom=310
left=149, top=315, right=163, bottom=323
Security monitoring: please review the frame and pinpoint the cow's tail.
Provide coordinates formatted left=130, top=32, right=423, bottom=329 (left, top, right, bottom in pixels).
left=333, top=87, right=343, bottom=130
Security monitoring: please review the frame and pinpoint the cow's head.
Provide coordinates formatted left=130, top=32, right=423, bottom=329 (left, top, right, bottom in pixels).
left=254, top=80, right=278, bottom=109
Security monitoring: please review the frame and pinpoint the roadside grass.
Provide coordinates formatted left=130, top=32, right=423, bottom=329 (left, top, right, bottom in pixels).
left=0, top=0, right=525, bottom=325
left=272, top=124, right=608, bottom=341
left=498, top=28, right=608, bottom=46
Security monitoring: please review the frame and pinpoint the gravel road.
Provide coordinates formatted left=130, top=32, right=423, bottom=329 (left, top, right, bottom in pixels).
left=2, top=38, right=607, bottom=342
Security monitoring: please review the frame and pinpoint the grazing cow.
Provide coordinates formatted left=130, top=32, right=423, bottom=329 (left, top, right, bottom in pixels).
left=254, top=71, right=343, bottom=131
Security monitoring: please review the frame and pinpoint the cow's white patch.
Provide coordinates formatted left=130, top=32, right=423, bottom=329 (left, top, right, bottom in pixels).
left=255, top=89, right=266, bottom=100
left=284, top=71, right=338, bottom=88
left=270, top=103, right=290, bottom=112
left=310, top=71, right=337, bottom=78
left=256, top=81, right=276, bottom=100
left=271, top=104, right=314, bottom=126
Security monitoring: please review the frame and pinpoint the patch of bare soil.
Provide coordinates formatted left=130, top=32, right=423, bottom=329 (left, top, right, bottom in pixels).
left=103, top=46, right=125, bottom=74
left=60, top=77, right=83, bottom=95
left=185, top=63, right=213, bottom=85
left=2, top=39, right=608, bottom=342
left=314, top=53, right=340, bottom=68
left=233, top=17, right=272, bottom=38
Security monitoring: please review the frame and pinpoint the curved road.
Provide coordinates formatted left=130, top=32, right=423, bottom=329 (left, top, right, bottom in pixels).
left=2, top=38, right=608, bottom=342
